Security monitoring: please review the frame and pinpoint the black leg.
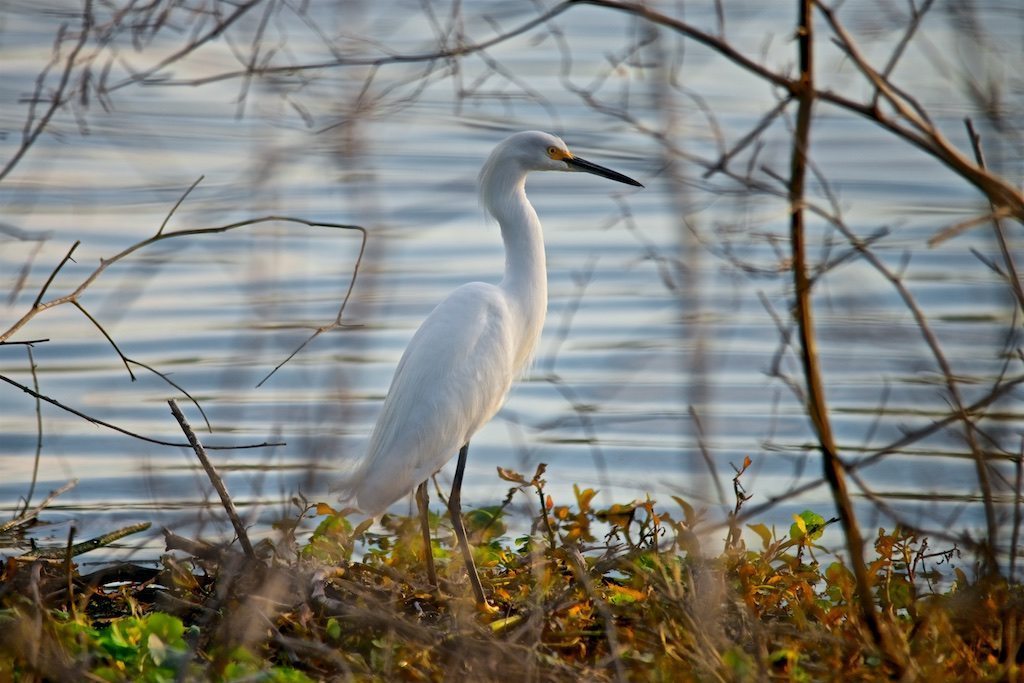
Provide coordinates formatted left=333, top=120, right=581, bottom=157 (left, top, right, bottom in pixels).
left=447, top=442, right=489, bottom=607
left=415, top=480, right=439, bottom=593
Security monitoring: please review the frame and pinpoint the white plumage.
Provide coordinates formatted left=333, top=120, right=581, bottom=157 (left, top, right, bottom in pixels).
left=342, top=130, right=642, bottom=604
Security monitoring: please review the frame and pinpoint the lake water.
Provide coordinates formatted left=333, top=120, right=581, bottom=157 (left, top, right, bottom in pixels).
left=1, top=0, right=1021, bottom=567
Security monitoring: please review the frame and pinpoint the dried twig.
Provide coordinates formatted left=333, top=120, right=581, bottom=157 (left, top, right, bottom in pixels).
left=0, top=480, right=78, bottom=535
left=168, top=399, right=257, bottom=561
left=17, top=522, right=151, bottom=560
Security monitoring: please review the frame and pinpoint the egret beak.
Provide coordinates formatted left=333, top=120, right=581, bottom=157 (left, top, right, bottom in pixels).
left=566, top=155, right=643, bottom=187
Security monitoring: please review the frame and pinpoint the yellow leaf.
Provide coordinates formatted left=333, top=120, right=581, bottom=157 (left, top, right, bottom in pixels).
left=747, top=523, right=772, bottom=548
left=316, top=502, right=339, bottom=516
left=576, top=487, right=598, bottom=511
left=489, top=614, right=523, bottom=634
left=608, top=584, right=647, bottom=604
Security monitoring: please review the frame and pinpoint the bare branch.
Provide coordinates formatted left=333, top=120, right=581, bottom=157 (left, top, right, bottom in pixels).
left=71, top=300, right=136, bottom=381
left=0, top=373, right=283, bottom=451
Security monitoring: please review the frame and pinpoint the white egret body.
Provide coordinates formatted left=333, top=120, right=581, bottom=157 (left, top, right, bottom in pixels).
left=346, top=131, right=642, bottom=603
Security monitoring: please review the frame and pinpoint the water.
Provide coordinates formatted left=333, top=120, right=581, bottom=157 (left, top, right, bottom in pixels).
left=1, top=0, right=1021, bottom=566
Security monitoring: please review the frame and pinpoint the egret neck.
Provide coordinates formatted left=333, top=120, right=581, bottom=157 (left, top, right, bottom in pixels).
left=480, top=158, right=548, bottom=373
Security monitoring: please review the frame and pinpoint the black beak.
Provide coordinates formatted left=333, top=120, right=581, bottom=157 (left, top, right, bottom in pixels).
left=566, top=155, right=644, bottom=188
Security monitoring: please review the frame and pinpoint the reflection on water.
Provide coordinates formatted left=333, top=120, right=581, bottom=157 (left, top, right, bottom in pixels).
left=0, top=1, right=1021, bottom=563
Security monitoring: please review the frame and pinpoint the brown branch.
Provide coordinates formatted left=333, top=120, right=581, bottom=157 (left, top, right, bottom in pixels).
left=571, top=0, right=1024, bottom=225
left=873, top=0, right=936, bottom=110
left=787, top=1, right=895, bottom=665
left=109, top=1, right=578, bottom=90
left=927, top=207, right=1014, bottom=247
left=812, top=0, right=1024, bottom=224
left=721, top=372, right=1024, bottom=535
left=168, top=399, right=256, bottom=561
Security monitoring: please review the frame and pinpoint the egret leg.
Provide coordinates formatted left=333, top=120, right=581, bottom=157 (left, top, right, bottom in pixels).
left=447, top=443, right=488, bottom=606
left=415, top=480, right=439, bottom=593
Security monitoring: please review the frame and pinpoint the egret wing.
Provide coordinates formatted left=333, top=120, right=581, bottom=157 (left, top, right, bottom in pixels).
left=353, top=283, right=518, bottom=515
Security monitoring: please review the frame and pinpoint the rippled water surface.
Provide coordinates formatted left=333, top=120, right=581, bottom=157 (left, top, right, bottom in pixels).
left=1, top=1, right=1022, bottom=564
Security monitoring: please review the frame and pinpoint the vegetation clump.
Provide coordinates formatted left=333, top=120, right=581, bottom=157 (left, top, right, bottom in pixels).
left=1, top=464, right=1020, bottom=681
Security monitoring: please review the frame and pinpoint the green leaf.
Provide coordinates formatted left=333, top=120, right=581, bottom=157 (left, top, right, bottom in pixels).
left=790, top=510, right=825, bottom=542
left=326, top=617, right=342, bottom=641
left=143, top=612, right=185, bottom=646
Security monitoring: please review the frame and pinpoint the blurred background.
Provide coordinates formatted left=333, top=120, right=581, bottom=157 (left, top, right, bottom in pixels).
left=1, top=0, right=1021, bottom=568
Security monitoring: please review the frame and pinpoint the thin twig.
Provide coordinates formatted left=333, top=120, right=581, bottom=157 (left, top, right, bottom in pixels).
left=0, top=373, right=282, bottom=450
left=31, top=241, right=79, bottom=310
left=963, top=118, right=1024, bottom=312
left=19, top=346, right=45, bottom=516
left=256, top=222, right=368, bottom=387
left=0, top=480, right=78, bottom=535
left=4, top=216, right=365, bottom=344
left=18, top=522, right=151, bottom=560
left=71, top=300, right=136, bottom=381
left=156, top=174, right=205, bottom=237
left=168, top=399, right=257, bottom=560
left=128, top=358, right=212, bottom=432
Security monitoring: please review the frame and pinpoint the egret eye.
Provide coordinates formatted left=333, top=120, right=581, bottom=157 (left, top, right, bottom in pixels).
left=547, top=146, right=558, bottom=157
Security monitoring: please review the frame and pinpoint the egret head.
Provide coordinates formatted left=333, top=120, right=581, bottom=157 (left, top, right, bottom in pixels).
left=484, top=130, right=643, bottom=188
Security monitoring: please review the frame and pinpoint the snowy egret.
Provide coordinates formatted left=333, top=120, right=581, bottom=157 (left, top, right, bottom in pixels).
left=345, top=131, right=642, bottom=605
